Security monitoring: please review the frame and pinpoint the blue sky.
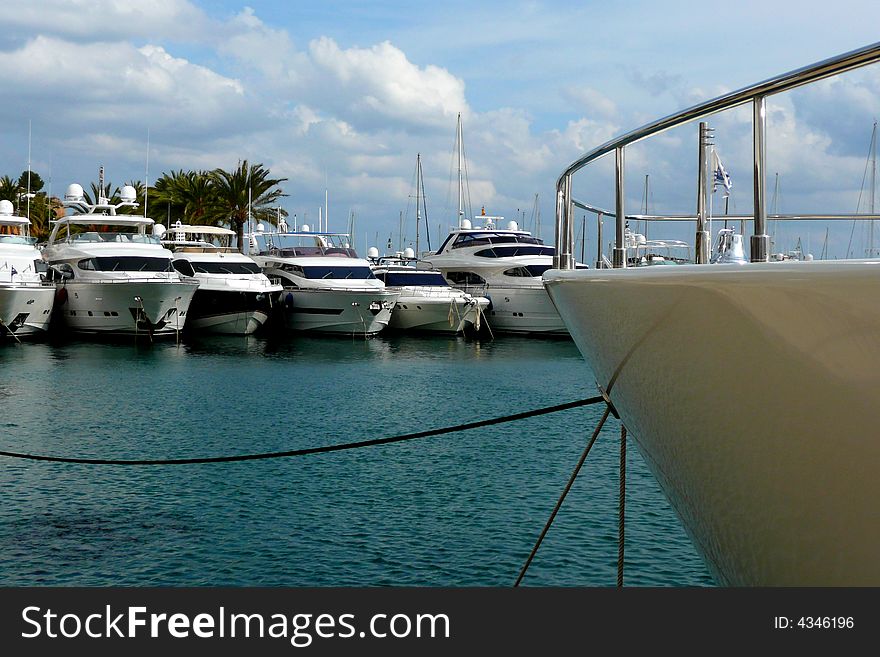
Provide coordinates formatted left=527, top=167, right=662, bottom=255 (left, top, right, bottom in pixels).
left=2, top=0, right=880, bottom=256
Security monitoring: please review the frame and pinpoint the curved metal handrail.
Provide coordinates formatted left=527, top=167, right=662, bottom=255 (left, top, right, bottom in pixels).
left=554, top=41, right=880, bottom=268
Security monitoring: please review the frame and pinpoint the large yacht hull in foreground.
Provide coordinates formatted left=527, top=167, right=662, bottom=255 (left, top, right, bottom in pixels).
left=544, top=260, right=880, bottom=585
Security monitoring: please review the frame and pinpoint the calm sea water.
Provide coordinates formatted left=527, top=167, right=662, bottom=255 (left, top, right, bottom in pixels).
left=0, top=333, right=713, bottom=587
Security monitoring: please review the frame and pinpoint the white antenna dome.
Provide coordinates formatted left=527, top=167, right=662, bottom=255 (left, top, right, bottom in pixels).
left=65, top=183, right=84, bottom=202
left=367, top=246, right=379, bottom=258
left=461, top=218, right=472, bottom=229
left=507, top=220, right=518, bottom=231
left=301, top=224, right=310, bottom=232
left=256, top=223, right=265, bottom=232
left=120, top=185, right=137, bottom=202
left=0, top=199, right=13, bottom=215
left=403, top=247, right=415, bottom=258
left=152, top=223, right=166, bottom=238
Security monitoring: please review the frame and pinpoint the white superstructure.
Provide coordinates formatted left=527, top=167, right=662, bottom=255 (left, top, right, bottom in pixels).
left=0, top=200, right=54, bottom=338
left=42, top=183, right=197, bottom=337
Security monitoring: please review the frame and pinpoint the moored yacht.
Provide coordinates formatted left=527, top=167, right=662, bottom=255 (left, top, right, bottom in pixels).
left=247, top=226, right=398, bottom=335
left=421, top=215, right=570, bottom=334
left=0, top=200, right=54, bottom=338
left=160, top=222, right=282, bottom=335
left=544, top=42, right=880, bottom=585
left=370, top=250, right=489, bottom=334
left=42, top=183, right=197, bottom=337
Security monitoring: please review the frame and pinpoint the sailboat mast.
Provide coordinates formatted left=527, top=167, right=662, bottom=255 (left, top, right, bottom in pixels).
left=416, top=153, right=422, bottom=256
left=421, top=157, right=431, bottom=251
left=27, top=119, right=32, bottom=220
left=457, top=113, right=463, bottom=228
left=870, top=120, right=877, bottom=256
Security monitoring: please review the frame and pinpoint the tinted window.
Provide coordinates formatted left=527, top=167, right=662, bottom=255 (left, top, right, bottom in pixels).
left=193, top=261, right=261, bottom=274
left=475, top=245, right=555, bottom=258
left=445, top=271, right=486, bottom=285
left=173, top=260, right=196, bottom=277
left=89, top=257, right=172, bottom=272
left=383, top=272, right=449, bottom=286
left=301, top=266, right=375, bottom=280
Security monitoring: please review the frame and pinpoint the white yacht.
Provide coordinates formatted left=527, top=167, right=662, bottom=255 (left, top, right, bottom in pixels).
left=0, top=200, right=54, bottom=338
left=42, top=183, right=198, bottom=337
left=247, top=226, right=398, bottom=335
left=370, top=250, right=489, bottom=334
left=544, top=42, right=880, bottom=585
left=160, top=222, right=282, bottom=335
left=421, top=216, right=570, bottom=334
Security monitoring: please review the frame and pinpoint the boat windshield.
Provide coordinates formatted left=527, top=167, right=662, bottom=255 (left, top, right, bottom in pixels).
left=253, top=233, right=358, bottom=258
left=474, top=245, right=555, bottom=258
left=77, top=256, right=173, bottom=272
left=68, top=231, right=160, bottom=245
left=450, top=232, right=543, bottom=249
left=192, top=261, right=262, bottom=275
left=0, top=234, right=36, bottom=245
left=376, top=271, right=449, bottom=286
left=279, top=263, right=376, bottom=280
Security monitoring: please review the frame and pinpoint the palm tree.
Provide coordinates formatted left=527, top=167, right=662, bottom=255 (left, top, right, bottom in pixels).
left=210, top=160, right=287, bottom=252
left=0, top=175, right=21, bottom=203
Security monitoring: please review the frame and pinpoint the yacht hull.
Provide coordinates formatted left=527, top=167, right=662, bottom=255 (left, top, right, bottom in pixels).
left=482, top=284, right=567, bottom=334
left=0, top=284, right=55, bottom=337
left=54, top=280, right=198, bottom=336
left=186, top=288, right=278, bottom=335
left=389, top=295, right=488, bottom=333
left=544, top=260, right=880, bottom=585
left=281, top=288, right=398, bottom=334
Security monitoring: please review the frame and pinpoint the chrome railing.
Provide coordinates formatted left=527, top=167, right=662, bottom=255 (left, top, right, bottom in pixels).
left=554, top=41, right=880, bottom=269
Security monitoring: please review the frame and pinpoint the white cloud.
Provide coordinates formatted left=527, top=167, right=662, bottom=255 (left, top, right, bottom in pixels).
left=0, top=0, right=206, bottom=43
left=305, top=37, right=468, bottom=130
left=0, top=36, right=247, bottom=142
left=562, top=86, right=618, bottom=120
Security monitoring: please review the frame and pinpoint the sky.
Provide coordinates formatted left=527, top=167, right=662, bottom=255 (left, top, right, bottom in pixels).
left=2, top=0, right=880, bottom=256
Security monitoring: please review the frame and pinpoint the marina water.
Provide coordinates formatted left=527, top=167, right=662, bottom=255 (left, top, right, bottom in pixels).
left=0, top=335, right=712, bottom=586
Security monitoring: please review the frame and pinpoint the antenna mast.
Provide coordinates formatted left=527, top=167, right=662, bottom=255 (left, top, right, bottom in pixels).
left=415, top=153, right=422, bottom=255
left=457, top=113, right=463, bottom=228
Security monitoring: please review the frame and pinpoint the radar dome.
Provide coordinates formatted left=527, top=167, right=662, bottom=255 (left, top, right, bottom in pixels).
left=120, top=185, right=137, bottom=202
left=461, top=219, right=472, bottom=229
left=367, top=246, right=379, bottom=259
left=507, top=220, right=518, bottom=231
left=65, top=183, right=84, bottom=202
left=256, top=223, right=265, bottom=232
left=403, top=247, right=415, bottom=258
left=0, top=200, right=13, bottom=215
left=152, top=224, right=166, bottom=238
left=301, top=224, right=310, bottom=232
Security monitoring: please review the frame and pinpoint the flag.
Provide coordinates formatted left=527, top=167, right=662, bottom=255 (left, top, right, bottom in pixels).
left=712, top=150, right=732, bottom=197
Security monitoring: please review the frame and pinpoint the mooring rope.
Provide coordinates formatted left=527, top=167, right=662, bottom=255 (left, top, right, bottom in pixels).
left=0, top=395, right=604, bottom=466
left=514, top=404, right=611, bottom=587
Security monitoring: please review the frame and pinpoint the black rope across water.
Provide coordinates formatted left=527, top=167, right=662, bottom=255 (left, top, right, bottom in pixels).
left=514, top=404, right=611, bottom=587
left=0, top=395, right=604, bottom=466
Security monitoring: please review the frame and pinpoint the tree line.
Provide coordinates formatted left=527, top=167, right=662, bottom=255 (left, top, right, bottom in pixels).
left=0, top=161, right=287, bottom=249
